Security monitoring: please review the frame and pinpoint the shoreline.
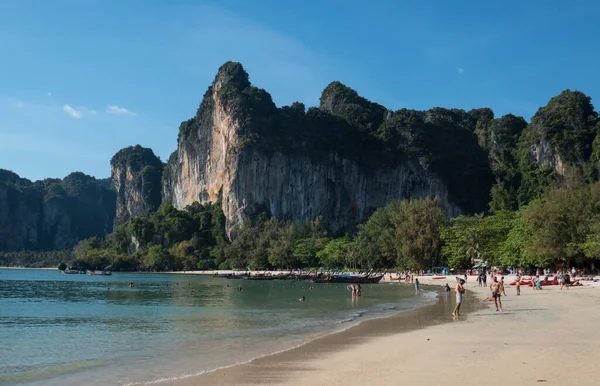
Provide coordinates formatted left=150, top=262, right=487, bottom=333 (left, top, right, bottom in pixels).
left=163, top=284, right=482, bottom=386
left=165, top=275, right=600, bottom=386
left=0, top=266, right=57, bottom=270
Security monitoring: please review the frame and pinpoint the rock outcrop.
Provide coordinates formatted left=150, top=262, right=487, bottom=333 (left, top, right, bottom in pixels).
left=525, top=90, right=599, bottom=175
left=162, top=62, right=493, bottom=237
left=0, top=170, right=115, bottom=250
left=111, top=145, right=163, bottom=226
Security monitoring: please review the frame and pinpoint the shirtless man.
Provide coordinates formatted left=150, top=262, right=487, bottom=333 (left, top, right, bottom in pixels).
left=452, top=279, right=465, bottom=317
left=490, top=277, right=503, bottom=311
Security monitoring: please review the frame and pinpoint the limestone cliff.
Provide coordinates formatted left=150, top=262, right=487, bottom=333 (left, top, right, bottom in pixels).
left=0, top=170, right=115, bottom=250
left=111, top=145, right=163, bottom=226
left=524, top=90, right=600, bottom=175
left=163, top=62, right=493, bottom=236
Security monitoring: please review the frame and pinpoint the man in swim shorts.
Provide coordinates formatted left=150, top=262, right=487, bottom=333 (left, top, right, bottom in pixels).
left=490, top=277, right=503, bottom=311
left=452, top=279, right=465, bottom=317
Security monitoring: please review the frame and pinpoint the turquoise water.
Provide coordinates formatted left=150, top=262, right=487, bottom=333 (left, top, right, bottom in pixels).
left=0, top=269, right=435, bottom=386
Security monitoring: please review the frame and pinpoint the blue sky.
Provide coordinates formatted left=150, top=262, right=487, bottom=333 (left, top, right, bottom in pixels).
left=1, top=0, right=599, bottom=181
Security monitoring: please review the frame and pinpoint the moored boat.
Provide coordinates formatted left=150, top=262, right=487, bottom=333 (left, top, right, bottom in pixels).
left=86, top=270, right=112, bottom=276
left=61, top=269, right=84, bottom=274
left=312, top=274, right=384, bottom=284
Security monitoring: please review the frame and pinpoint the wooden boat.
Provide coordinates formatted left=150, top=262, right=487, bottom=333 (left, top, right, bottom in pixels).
left=61, top=269, right=83, bottom=274
left=244, top=275, right=281, bottom=281
left=86, top=270, right=112, bottom=276
left=214, top=273, right=248, bottom=279
left=312, top=274, right=384, bottom=284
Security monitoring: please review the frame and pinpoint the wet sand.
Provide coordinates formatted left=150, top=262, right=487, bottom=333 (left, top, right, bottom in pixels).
left=165, top=286, right=482, bottom=385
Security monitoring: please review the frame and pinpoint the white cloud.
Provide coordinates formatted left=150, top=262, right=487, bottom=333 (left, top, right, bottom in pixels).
left=47, top=92, right=52, bottom=97
left=106, top=105, right=134, bottom=115
left=457, top=68, right=464, bottom=74
left=63, top=104, right=81, bottom=119
left=15, top=102, right=24, bottom=108
left=63, top=104, right=96, bottom=119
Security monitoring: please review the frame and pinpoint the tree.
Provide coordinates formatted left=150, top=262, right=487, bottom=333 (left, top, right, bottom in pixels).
left=316, top=236, right=354, bottom=269
left=498, top=208, right=543, bottom=267
left=396, top=197, right=447, bottom=269
left=441, top=216, right=483, bottom=269
left=145, top=245, right=174, bottom=271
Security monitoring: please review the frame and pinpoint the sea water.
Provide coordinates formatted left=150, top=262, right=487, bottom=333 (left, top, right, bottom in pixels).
left=0, top=269, right=435, bottom=385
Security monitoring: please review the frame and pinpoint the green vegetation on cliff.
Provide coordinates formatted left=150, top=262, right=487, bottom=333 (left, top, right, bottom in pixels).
left=0, top=170, right=115, bottom=251
left=111, top=145, right=164, bottom=223
left=72, top=202, right=225, bottom=271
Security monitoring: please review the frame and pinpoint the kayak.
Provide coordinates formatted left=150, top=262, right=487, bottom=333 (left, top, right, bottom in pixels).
left=432, top=276, right=446, bottom=280
left=509, top=279, right=558, bottom=286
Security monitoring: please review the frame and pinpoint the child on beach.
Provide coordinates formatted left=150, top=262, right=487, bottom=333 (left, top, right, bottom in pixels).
left=414, top=278, right=420, bottom=292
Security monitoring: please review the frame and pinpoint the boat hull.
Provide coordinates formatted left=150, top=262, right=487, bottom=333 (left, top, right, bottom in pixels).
left=86, top=270, right=112, bottom=276
left=312, top=275, right=383, bottom=284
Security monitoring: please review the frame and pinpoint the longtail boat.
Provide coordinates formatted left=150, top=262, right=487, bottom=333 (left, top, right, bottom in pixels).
left=312, top=274, right=384, bottom=284
left=86, top=270, right=112, bottom=276
left=61, top=269, right=84, bottom=274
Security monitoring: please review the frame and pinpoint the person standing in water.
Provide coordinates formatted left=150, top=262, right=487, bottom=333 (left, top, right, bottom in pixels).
left=414, top=278, right=420, bottom=292
left=452, top=279, right=465, bottom=317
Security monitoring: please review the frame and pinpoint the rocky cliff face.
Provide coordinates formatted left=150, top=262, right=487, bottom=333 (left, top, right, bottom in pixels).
left=111, top=145, right=163, bottom=226
left=0, top=170, right=116, bottom=250
left=525, top=90, right=600, bottom=175
left=163, top=62, right=491, bottom=237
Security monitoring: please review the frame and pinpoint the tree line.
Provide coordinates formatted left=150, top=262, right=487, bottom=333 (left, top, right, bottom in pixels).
left=34, top=175, right=592, bottom=271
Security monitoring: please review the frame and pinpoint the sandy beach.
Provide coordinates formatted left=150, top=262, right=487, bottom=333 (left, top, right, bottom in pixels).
left=166, top=274, right=600, bottom=386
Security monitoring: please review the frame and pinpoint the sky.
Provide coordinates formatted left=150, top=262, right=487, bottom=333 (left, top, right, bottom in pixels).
left=1, top=0, right=599, bottom=181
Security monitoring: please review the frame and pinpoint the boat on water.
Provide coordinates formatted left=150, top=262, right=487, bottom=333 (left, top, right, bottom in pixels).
left=312, top=274, right=384, bottom=284
left=61, top=269, right=84, bottom=274
left=86, top=270, right=112, bottom=276
left=215, top=273, right=249, bottom=279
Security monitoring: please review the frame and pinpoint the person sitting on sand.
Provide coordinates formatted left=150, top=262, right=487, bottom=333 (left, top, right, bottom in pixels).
left=444, top=283, right=451, bottom=292
left=452, top=279, right=465, bottom=317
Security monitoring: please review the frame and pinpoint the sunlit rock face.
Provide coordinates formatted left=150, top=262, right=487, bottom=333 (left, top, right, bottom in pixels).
left=162, top=62, right=477, bottom=237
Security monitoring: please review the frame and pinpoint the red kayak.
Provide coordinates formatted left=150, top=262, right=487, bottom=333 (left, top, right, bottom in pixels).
left=510, top=279, right=558, bottom=286
left=432, top=276, right=446, bottom=280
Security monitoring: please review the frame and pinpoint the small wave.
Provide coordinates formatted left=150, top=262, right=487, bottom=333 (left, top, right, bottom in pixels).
left=339, top=318, right=355, bottom=324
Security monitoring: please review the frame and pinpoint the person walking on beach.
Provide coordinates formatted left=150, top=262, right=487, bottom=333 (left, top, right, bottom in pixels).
left=414, top=278, right=420, bottom=292
left=490, top=277, right=503, bottom=311
left=482, top=273, right=487, bottom=287
left=500, top=276, right=507, bottom=296
left=452, top=279, right=465, bottom=317
left=515, top=275, right=521, bottom=296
